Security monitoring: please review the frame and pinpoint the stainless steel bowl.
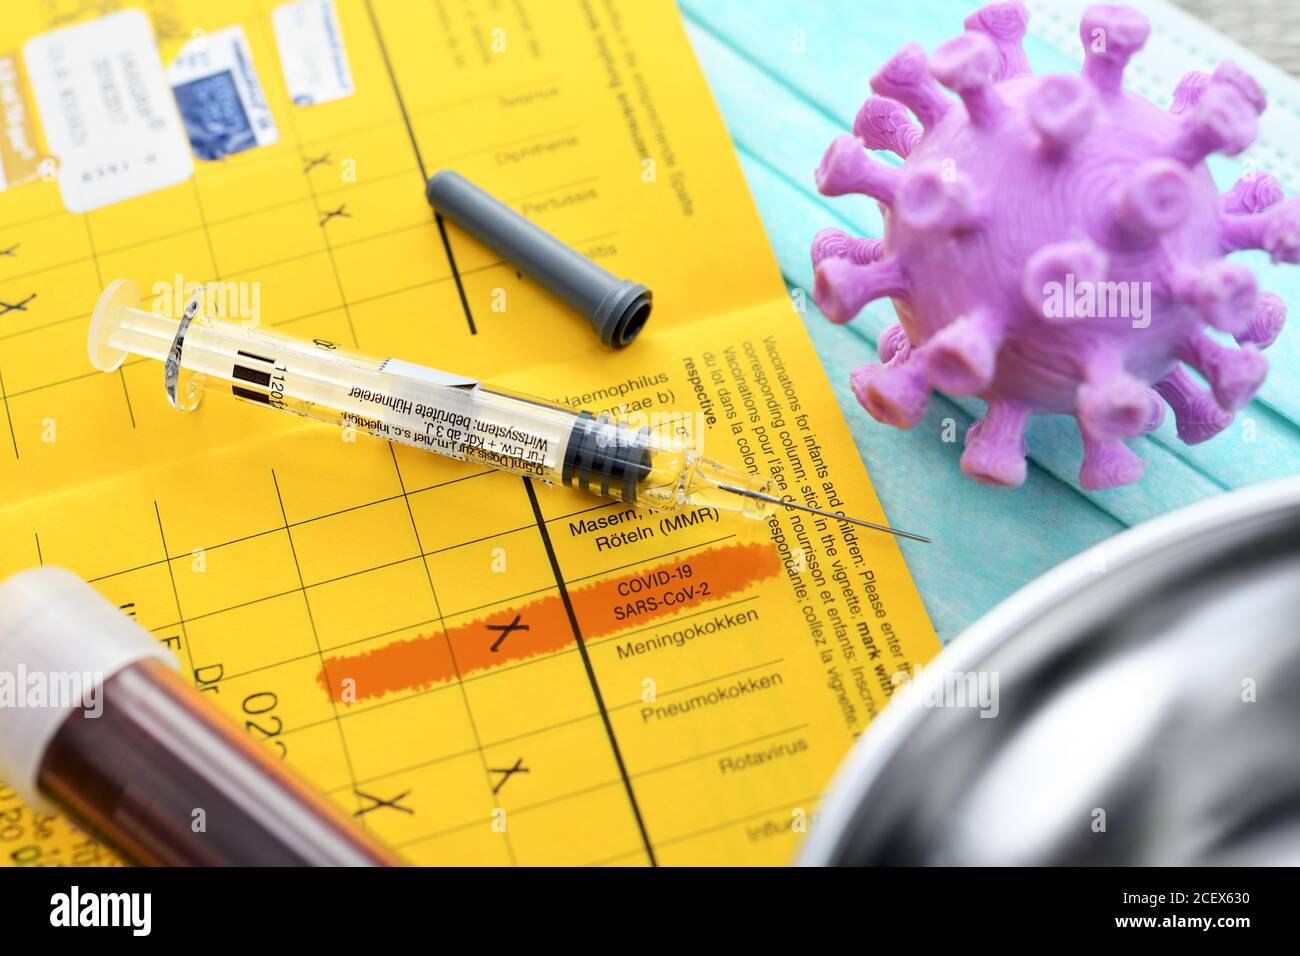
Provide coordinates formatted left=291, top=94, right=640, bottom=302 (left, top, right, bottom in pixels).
left=800, top=477, right=1300, bottom=866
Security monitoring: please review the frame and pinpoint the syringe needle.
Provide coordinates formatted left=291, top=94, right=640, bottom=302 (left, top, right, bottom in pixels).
left=89, top=278, right=933, bottom=533
left=717, top=484, right=932, bottom=544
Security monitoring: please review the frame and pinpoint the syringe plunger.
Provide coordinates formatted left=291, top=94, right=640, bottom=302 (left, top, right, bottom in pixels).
left=88, top=279, right=776, bottom=519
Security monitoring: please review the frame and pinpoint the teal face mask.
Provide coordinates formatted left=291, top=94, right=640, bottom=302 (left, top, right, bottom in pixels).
left=681, top=0, right=1300, bottom=638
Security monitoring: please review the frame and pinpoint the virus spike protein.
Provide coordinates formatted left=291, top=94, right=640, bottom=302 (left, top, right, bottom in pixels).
left=810, top=1, right=1293, bottom=489
left=965, top=1, right=1032, bottom=80
left=854, top=97, right=922, bottom=157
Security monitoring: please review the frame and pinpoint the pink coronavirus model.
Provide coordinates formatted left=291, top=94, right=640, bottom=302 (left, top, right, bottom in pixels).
left=811, top=1, right=1298, bottom=489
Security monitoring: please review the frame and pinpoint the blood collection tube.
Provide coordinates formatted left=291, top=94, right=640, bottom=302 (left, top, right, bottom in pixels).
left=0, top=567, right=402, bottom=866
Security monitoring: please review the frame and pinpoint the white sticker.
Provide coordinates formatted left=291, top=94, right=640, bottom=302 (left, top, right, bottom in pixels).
left=380, top=358, right=479, bottom=389
left=22, top=9, right=193, bottom=213
left=168, top=26, right=279, bottom=160
left=272, top=0, right=355, bottom=107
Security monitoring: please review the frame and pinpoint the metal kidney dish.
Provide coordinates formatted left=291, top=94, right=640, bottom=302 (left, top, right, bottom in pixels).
left=801, top=477, right=1300, bottom=866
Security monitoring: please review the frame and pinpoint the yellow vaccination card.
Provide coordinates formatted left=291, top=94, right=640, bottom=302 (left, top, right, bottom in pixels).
left=0, top=0, right=939, bottom=866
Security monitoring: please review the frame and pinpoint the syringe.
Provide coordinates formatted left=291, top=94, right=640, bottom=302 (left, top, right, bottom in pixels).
left=88, top=280, right=927, bottom=541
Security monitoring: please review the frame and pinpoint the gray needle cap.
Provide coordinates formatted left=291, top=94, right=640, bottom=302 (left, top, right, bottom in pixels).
left=426, top=170, right=652, bottom=348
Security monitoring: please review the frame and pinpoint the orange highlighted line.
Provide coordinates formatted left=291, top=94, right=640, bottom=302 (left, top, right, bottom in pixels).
left=318, top=541, right=780, bottom=703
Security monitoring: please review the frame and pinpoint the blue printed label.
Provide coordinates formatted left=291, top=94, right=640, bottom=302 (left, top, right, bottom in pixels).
left=168, top=26, right=278, bottom=161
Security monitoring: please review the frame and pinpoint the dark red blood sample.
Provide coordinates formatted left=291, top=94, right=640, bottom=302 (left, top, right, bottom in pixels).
left=40, top=659, right=399, bottom=866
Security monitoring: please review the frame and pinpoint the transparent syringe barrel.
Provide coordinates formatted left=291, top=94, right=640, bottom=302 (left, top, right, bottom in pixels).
left=89, top=280, right=773, bottom=517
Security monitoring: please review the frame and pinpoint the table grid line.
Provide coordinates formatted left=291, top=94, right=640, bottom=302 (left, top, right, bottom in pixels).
left=0, top=224, right=617, bottom=394
left=153, top=503, right=198, bottom=677
left=83, top=467, right=631, bottom=586
left=391, top=721, right=806, bottom=854
left=523, top=478, right=658, bottom=865
left=1, top=167, right=599, bottom=293
left=583, top=793, right=823, bottom=867
left=276, top=72, right=361, bottom=349
left=366, top=0, right=475, bottom=336
left=304, top=652, right=787, bottom=756
left=78, top=211, right=139, bottom=432
left=0, top=367, right=17, bottom=459
left=383, top=441, right=519, bottom=864
left=0, top=216, right=621, bottom=351
left=0, top=153, right=597, bottom=288
left=270, top=468, right=366, bottom=816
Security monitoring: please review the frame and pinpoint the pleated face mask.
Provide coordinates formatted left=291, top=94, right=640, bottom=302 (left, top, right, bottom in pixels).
left=681, top=0, right=1300, bottom=638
